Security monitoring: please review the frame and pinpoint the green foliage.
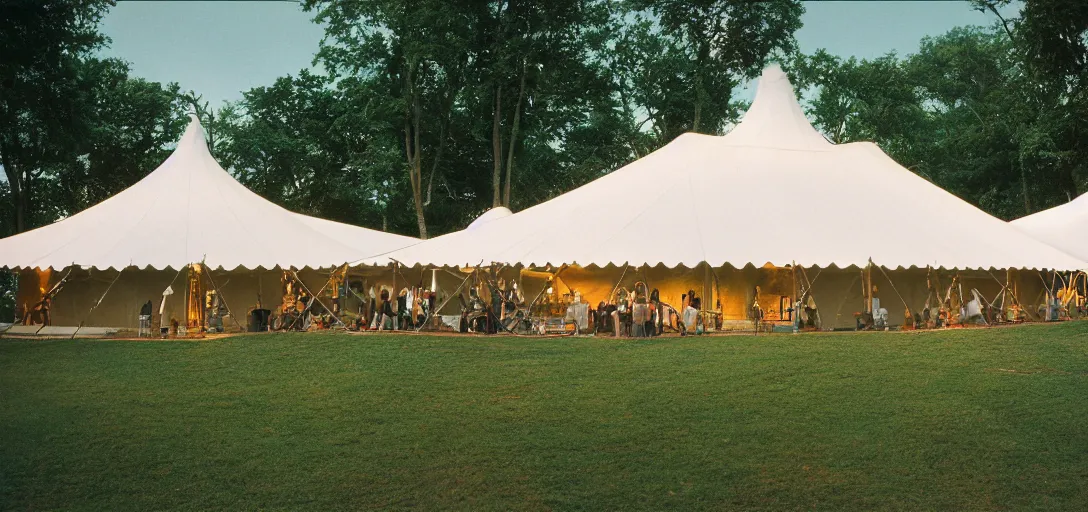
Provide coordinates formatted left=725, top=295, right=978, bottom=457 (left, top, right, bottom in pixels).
left=796, top=14, right=1088, bottom=220
left=0, top=0, right=188, bottom=236
left=215, top=71, right=410, bottom=233
left=295, top=0, right=637, bottom=236
left=0, top=0, right=113, bottom=233
left=2, top=323, right=1088, bottom=509
left=613, top=0, right=804, bottom=144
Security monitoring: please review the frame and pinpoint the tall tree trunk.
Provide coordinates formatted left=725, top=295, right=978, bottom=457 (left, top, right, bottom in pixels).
left=492, top=86, right=503, bottom=207
left=692, top=41, right=710, bottom=133
left=15, top=178, right=28, bottom=234
left=1020, top=160, right=1032, bottom=216
left=411, top=80, right=427, bottom=240
left=403, top=63, right=428, bottom=239
left=502, top=60, right=528, bottom=207
left=425, top=88, right=457, bottom=207
left=692, top=97, right=702, bottom=133
left=0, top=142, right=27, bottom=233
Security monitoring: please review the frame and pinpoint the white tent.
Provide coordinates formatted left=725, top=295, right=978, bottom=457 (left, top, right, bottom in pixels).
left=466, top=207, right=513, bottom=230
left=294, top=214, right=416, bottom=258
left=1011, top=192, right=1088, bottom=263
left=369, top=66, right=1086, bottom=271
left=0, top=115, right=416, bottom=270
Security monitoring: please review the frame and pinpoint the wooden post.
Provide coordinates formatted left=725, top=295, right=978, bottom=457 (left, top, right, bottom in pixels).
left=791, top=261, right=799, bottom=332
left=865, top=260, right=873, bottom=314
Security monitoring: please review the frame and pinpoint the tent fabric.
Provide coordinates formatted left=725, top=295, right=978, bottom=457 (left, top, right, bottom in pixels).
left=466, top=207, right=513, bottom=230
left=1010, top=192, right=1088, bottom=263
left=369, top=66, right=1086, bottom=271
left=0, top=116, right=415, bottom=270
left=293, top=214, right=416, bottom=257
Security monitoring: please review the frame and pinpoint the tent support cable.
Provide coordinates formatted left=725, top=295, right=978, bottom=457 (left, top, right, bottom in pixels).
left=415, top=261, right=482, bottom=333
left=286, top=268, right=343, bottom=331
left=797, top=265, right=823, bottom=329
left=873, top=262, right=909, bottom=317
left=607, top=263, right=632, bottom=305
left=30, top=265, right=76, bottom=336
left=71, top=265, right=127, bottom=339
left=522, top=264, right=569, bottom=320
left=201, top=262, right=244, bottom=332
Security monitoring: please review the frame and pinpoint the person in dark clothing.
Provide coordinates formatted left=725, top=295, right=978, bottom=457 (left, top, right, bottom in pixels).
left=397, top=290, right=410, bottom=330
left=488, top=284, right=503, bottom=334
left=378, top=288, right=395, bottom=330
left=648, top=288, right=661, bottom=336
left=595, top=301, right=614, bottom=334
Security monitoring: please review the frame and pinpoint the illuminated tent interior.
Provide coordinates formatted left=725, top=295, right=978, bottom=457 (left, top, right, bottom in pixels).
left=370, top=66, right=1086, bottom=330
left=0, top=116, right=416, bottom=335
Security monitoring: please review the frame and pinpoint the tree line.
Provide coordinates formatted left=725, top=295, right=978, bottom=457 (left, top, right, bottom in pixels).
left=2, top=0, right=1086, bottom=243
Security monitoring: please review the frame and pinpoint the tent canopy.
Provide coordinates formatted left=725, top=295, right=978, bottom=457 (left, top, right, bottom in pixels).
left=466, top=207, right=513, bottom=230
left=1011, top=192, right=1088, bottom=263
left=370, top=66, right=1086, bottom=271
left=0, top=116, right=416, bottom=270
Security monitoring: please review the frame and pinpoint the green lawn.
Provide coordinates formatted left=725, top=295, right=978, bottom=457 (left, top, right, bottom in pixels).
left=2, top=324, right=1087, bottom=511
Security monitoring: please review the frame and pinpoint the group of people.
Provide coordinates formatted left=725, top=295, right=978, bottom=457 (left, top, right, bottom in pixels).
left=593, top=283, right=705, bottom=337
left=270, top=273, right=439, bottom=332
left=350, top=285, right=437, bottom=331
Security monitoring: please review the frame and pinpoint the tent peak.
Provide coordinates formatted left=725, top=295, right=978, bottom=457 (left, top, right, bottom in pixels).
left=467, top=207, right=513, bottom=230
left=722, top=64, right=831, bottom=151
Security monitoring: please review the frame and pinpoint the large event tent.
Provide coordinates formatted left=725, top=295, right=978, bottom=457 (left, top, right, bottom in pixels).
left=372, top=66, right=1086, bottom=329
left=1011, top=193, right=1088, bottom=313
left=1011, top=192, right=1088, bottom=263
left=1, top=116, right=416, bottom=332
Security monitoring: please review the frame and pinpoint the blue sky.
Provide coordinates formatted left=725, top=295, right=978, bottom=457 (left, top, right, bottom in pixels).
left=100, top=1, right=1017, bottom=107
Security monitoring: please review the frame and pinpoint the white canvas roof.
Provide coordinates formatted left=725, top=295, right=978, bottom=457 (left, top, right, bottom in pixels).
left=0, top=116, right=416, bottom=270
left=370, top=66, right=1086, bottom=271
left=1011, top=192, right=1088, bottom=263
left=466, top=207, right=513, bottom=230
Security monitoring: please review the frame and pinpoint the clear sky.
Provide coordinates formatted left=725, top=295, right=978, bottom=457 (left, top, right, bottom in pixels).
left=100, top=0, right=1016, bottom=108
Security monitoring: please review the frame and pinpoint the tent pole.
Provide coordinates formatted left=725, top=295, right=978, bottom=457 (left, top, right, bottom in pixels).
left=523, top=264, right=569, bottom=317
left=286, top=268, right=344, bottom=330
left=21, top=264, right=76, bottom=332
left=874, top=263, right=909, bottom=315
left=201, top=263, right=244, bottom=332
left=607, top=263, right=632, bottom=305
left=797, top=265, right=823, bottom=329
left=71, top=265, right=127, bottom=339
left=477, top=268, right=523, bottom=336
left=44, top=265, right=75, bottom=303
left=416, top=262, right=481, bottom=332
left=711, top=265, right=722, bottom=321
left=791, top=261, right=799, bottom=332
left=702, top=263, right=712, bottom=332
left=866, top=259, right=874, bottom=315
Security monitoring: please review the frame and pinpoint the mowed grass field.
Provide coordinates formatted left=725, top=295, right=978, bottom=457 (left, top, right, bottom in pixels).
left=2, top=323, right=1087, bottom=511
